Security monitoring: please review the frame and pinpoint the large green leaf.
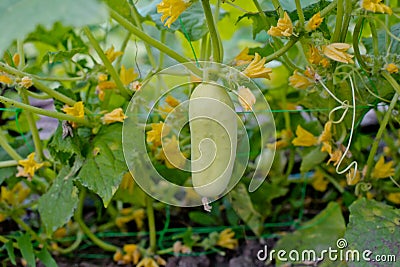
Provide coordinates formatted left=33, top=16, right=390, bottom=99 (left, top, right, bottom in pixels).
left=228, top=183, right=264, bottom=236
left=344, top=198, right=400, bottom=267
left=274, top=202, right=346, bottom=266
left=48, top=123, right=82, bottom=164
left=78, top=124, right=127, bottom=207
left=0, top=0, right=107, bottom=55
left=36, top=248, right=57, bottom=267
left=38, top=160, right=82, bottom=235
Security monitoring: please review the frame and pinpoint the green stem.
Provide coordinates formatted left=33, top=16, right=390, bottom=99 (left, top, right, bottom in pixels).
left=252, top=0, right=271, bottom=28
left=353, top=18, right=371, bottom=71
left=385, top=0, right=390, bottom=51
left=0, top=62, right=81, bottom=107
left=365, top=91, right=398, bottom=180
left=159, top=30, right=167, bottom=69
left=271, top=0, right=283, bottom=17
left=368, top=19, right=380, bottom=58
left=321, top=0, right=338, bottom=17
left=0, top=236, right=19, bottom=249
left=24, top=90, right=52, bottom=100
left=109, top=9, right=197, bottom=73
left=382, top=71, right=400, bottom=95
left=0, top=95, right=92, bottom=126
left=146, top=195, right=156, bottom=253
left=83, top=27, right=131, bottom=99
left=129, top=1, right=158, bottom=69
left=74, top=189, right=119, bottom=252
left=339, top=0, right=352, bottom=42
left=55, top=231, right=84, bottom=254
left=295, top=0, right=305, bottom=29
left=0, top=160, right=18, bottom=168
left=17, top=40, right=25, bottom=70
left=265, top=38, right=299, bottom=63
left=12, top=216, right=42, bottom=242
left=20, top=90, right=44, bottom=160
left=201, top=0, right=222, bottom=63
left=316, top=166, right=345, bottom=193
left=0, top=129, right=22, bottom=161
left=32, top=75, right=85, bottom=82
left=116, top=32, right=132, bottom=70
left=331, top=0, right=343, bottom=42
left=200, top=34, right=209, bottom=61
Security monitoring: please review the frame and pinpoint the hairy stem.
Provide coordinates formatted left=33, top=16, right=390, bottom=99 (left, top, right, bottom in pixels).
left=83, top=27, right=131, bottom=99
left=75, top=189, right=119, bottom=252
left=146, top=195, right=157, bottom=253
left=295, top=0, right=305, bottom=29
left=0, top=95, right=92, bottom=126
left=201, top=0, right=222, bottom=63
left=331, top=0, right=343, bottom=42
left=0, top=128, right=22, bottom=161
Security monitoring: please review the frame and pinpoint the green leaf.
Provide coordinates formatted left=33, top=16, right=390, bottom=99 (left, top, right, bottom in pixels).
left=38, top=159, right=82, bottom=235
left=41, top=48, right=86, bottom=65
left=36, top=248, right=57, bottom=267
left=189, top=211, right=219, bottom=226
left=274, top=202, right=346, bottom=266
left=344, top=198, right=400, bottom=267
left=228, top=183, right=263, bottom=236
left=78, top=124, right=128, bottom=207
left=300, top=146, right=327, bottom=173
left=0, top=0, right=107, bottom=55
left=16, top=233, right=36, bottom=267
left=5, top=240, right=16, bottom=265
left=48, top=123, right=82, bottom=164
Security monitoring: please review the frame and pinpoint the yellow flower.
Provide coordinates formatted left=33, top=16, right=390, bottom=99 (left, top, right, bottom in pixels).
left=120, top=65, right=138, bottom=86
left=386, top=63, right=399, bottom=74
left=268, top=129, right=293, bottom=150
left=305, top=12, right=323, bottom=31
left=242, top=53, right=272, bottom=79
left=165, top=95, right=180, bottom=107
left=216, top=229, right=238, bottom=250
left=346, top=168, right=361, bottom=185
left=327, top=149, right=342, bottom=166
left=146, top=122, right=170, bottom=147
left=0, top=213, right=5, bottom=223
left=137, top=257, right=160, bottom=267
left=323, top=43, right=354, bottom=64
left=308, top=45, right=324, bottom=65
left=156, top=135, right=186, bottom=169
left=18, top=152, right=44, bottom=178
left=292, top=125, right=318, bottom=147
left=267, top=12, right=293, bottom=37
left=289, top=70, right=314, bottom=89
left=98, top=73, right=108, bottom=82
left=101, top=108, right=127, bottom=124
left=312, top=170, right=329, bottom=192
left=96, top=80, right=117, bottom=101
left=238, top=86, right=256, bottom=111
left=157, top=0, right=191, bottom=28
left=361, top=0, right=392, bottom=15
left=19, top=76, right=32, bottom=88
left=62, top=101, right=85, bottom=119
left=371, top=156, right=395, bottom=179
left=13, top=53, right=20, bottom=66
left=319, top=121, right=332, bottom=154
left=116, top=208, right=145, bottom=230
left=386, top=193, right=400, bottom=204
left=0, top=74, right=13, bottom=85
left=123, top=244, right=141, bottom=264
left=234, top=47, right=254, bottom=66
left=1, top=182, right=31, bottom=206
left=105, top=46, right=123, bottom=63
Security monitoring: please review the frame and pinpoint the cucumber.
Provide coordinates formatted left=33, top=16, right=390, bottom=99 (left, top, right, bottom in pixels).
left=189, top=83, right=237, bottom=197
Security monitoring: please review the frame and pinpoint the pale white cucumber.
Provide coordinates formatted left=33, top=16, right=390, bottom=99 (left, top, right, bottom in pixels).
left=189, top=83, right=237, bottom=197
